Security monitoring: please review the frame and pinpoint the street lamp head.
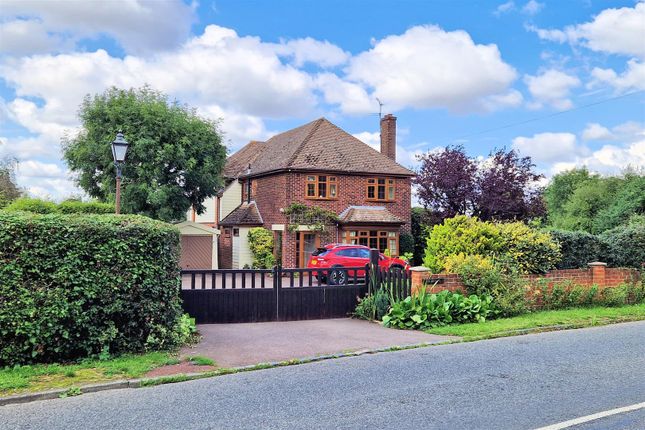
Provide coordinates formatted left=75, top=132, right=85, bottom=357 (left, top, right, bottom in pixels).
left=111, top=131, right=129, bottom=163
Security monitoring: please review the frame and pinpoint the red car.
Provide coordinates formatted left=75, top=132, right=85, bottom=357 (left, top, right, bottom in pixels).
left=307, top=244, right=409, bottom=285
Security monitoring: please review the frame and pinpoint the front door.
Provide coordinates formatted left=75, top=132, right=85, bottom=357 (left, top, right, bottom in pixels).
left=298, top=232, right=320, bottom=267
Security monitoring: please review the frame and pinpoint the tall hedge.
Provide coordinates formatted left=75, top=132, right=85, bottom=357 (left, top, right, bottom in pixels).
left=247, top=227, right=275, bottom=269
left=0, top=211, right=183, bottom=366
left=550, top=230, right=605, bottom=269
left=550, top=222, right=644, bottom=269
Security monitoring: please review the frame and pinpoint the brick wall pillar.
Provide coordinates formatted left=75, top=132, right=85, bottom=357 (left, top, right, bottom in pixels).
left=410, top=266, right=431, bottom=294
left=588, top=262, right=607, bottom=287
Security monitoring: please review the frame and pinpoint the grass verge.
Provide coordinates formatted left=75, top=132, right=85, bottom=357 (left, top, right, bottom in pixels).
left=425, top=304, right=645, bottom=340
left=0, top=352, right=179, bottom=397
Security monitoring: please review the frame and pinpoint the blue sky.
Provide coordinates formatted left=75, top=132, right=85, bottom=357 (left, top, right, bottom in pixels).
left=0, top=0, right=643, bottom=199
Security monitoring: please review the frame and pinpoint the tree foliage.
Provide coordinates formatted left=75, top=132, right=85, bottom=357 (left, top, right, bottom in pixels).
left=544, top=168, right=645, bottom=233
left=0, top=158, right=22, bottom=208
left=247, top=227, right=276, bottom=269
left=63, top=86, right=227, bottom=222
left=413, top=145, right=544, bottom=222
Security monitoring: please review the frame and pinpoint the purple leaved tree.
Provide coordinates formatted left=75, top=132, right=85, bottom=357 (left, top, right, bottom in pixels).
left=414, top=146, right=545, bottom=222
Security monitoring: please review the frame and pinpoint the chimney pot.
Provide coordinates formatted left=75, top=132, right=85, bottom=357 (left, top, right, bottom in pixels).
left=380, top=114, right=397, bottom=161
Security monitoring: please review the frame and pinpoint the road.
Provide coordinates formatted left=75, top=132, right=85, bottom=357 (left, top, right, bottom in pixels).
left=2, top=321, right=644, bottom=430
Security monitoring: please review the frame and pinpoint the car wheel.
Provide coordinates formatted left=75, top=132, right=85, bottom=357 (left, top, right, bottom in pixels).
left=329, top=267, right=348, bottom=285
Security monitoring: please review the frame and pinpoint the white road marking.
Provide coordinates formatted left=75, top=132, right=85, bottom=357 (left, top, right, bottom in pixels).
left=533, top=401, right=645, bottom=430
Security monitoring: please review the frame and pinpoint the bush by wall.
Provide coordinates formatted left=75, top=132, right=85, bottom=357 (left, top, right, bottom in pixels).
left=551, top=221, right=644, bottom=269
left=4, top=197, right=115, bottom=214
left=247, top=227, right=275, bottom=269
left=423, top=215, right=561, bottom=274
left=600, top=223, right=645, bottom=268
left=0, top=211, right=184, bottom=366
left=550, top=230, right=604, bottom=269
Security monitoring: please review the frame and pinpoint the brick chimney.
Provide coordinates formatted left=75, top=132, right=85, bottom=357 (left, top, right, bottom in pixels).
left=380, top=113, right=396, bottom=160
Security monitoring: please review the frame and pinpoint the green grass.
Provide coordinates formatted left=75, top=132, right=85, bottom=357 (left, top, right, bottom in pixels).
left=0, top=352, right=178, bottom=396
left=426, top=304, right=645, bottom=340
left=186, top=355, right=216, bottom=366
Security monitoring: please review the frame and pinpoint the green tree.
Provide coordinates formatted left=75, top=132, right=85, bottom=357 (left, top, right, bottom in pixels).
left=0, top=158, right=22, bottom=208
left=63, top=86, right=227, bottom=222
left=544, top=168, right=595, bottom=227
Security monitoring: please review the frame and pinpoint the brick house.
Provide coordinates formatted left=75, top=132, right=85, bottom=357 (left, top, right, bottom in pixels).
left=188, top=114, right=414, bottom=268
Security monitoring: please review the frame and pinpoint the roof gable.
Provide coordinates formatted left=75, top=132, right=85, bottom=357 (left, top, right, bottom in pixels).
left=223, top=140, right=265, bottom=178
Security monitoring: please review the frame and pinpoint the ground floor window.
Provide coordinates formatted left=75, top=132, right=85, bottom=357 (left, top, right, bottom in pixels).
left=342, top=229, right=398, bottom=256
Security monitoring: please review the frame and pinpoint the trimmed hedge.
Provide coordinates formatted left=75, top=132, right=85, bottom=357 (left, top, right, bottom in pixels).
left=551, top=223, right=644, bottom=269
left=4, top=197, right=115, bottom=214
left=550, top=230, right=604, bottom=269
left=0, top=211, right=183, bottom=366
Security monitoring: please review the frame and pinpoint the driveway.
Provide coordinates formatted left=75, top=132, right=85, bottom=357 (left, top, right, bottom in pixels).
left=181, top=318, right=455, bottom=367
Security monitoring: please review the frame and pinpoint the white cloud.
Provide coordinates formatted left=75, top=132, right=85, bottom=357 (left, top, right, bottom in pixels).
left=344, top=25, right=518, bottom=112
left=523, top=69, right=581, bottom=110
left=494, top=1, right=515, bottom=16
left=512, top=132, right=583, bottom=163
left=316, top=73, right=373, bottom=114
left=0, top=0, right=196, bottom=55
left=522, top=1, right=544, bottom=15
left=529, top=3, right=645, bottom=59
left=0, top=19, right=70, bottom=56
left=590, top=59, right=645, bottom=92
left=582, top=123, right=612, bottom=141
left=515, top=122, right=645, bottom=176
left=272, top=37, right=350, bottom=68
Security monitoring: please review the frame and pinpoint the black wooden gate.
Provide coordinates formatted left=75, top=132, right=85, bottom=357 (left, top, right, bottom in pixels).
left=180, top=266, right=370, bottom=323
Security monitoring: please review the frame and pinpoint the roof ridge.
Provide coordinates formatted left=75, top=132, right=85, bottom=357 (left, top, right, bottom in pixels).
left=284, top=118, right=325, bottom=168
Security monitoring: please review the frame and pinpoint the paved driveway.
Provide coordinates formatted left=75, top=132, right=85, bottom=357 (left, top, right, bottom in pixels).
left=181, top=318, right=455, bottom=367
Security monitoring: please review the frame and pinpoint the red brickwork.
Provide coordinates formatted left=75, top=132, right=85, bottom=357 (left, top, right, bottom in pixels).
left=219, top=228, right=233, bottom=269
left=412, top=264, right=640, bottom=296
left=380, top=114, right=397, bottom=160
left=243, top=172, right=412, bottom=268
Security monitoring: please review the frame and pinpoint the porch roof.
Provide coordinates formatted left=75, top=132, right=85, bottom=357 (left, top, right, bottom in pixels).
left=219, top=201, right=264, bottom=226
left=338, top=206, right=404, bottom=225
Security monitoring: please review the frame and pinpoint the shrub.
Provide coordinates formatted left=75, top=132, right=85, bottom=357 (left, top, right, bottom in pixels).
left=57, top=200, right=114, bottom=214
left=247, top=227, right=275, bottom=269
left=354, top=288, right=390, bottom=321
left=444, top=254, right=527, bottom=316
left=0, top=212, right=184, bottom=366
left=4, top=197, right=58, bottom=213
left=399, top=233, right=414, bottom=256
left=382, top=289, right=496, bottom=330
left=496, top=223, right=561, bottom=274
left=423, top=215, right=503, bottom=272
left=423, top=215, right=560, bottom=274
left=550, top=230, right=605, bottom=269
left=600, top=223, right=645, bottom=268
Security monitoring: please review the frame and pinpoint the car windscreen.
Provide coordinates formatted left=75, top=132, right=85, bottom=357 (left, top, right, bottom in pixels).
left=312, top=248, right=329, bottom=257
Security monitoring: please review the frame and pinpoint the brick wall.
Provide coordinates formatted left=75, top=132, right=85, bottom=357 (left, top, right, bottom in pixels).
left=219, top=229, right=233, bottom=269
left=411, top=263, right=640, bottom=295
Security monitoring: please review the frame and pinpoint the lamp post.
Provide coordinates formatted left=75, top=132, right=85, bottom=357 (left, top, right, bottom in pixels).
left=111, top=131, right=129, bottom=214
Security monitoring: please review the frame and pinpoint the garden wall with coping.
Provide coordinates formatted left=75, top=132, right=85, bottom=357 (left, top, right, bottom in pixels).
left=411, top=262, right=641, bottom=295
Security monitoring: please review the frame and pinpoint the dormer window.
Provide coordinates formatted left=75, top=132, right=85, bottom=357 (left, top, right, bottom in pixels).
left=305, top=175, right=337, bottom=200
left=367, top=178, right=395, bottom=201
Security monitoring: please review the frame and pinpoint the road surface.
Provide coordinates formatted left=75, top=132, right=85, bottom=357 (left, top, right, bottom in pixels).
left=2, top=321, right=644, bottom=429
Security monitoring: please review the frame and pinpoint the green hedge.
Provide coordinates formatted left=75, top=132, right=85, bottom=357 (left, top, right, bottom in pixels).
left=551, top=223, right=644, bottom=269
left=0, top=211, right=183, bottom=366
left=247, top=227, right=275, bottom=269
left=550, top=230, right=604, bottom=269
left=4, top=197, right=114, bottom=214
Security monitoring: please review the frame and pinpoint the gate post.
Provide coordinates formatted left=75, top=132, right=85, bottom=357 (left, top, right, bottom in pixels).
left=369, top=248, right=380, bottom=295
left=273, top=265, right=282, bottom=321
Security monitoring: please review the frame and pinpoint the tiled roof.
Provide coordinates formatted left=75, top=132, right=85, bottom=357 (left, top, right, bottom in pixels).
left=225, top=118, right=414, bottom=178
left=219, top=201, right=264, bottom=226
left=338, top=206, right=404, bottom=224
left=223, top=140, right=265, bottom=178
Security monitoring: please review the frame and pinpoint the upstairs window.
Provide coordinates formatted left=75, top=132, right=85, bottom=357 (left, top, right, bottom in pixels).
left=367, top=178, right=395, bottom=201
left=306, top=175, right=338, bottom=200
